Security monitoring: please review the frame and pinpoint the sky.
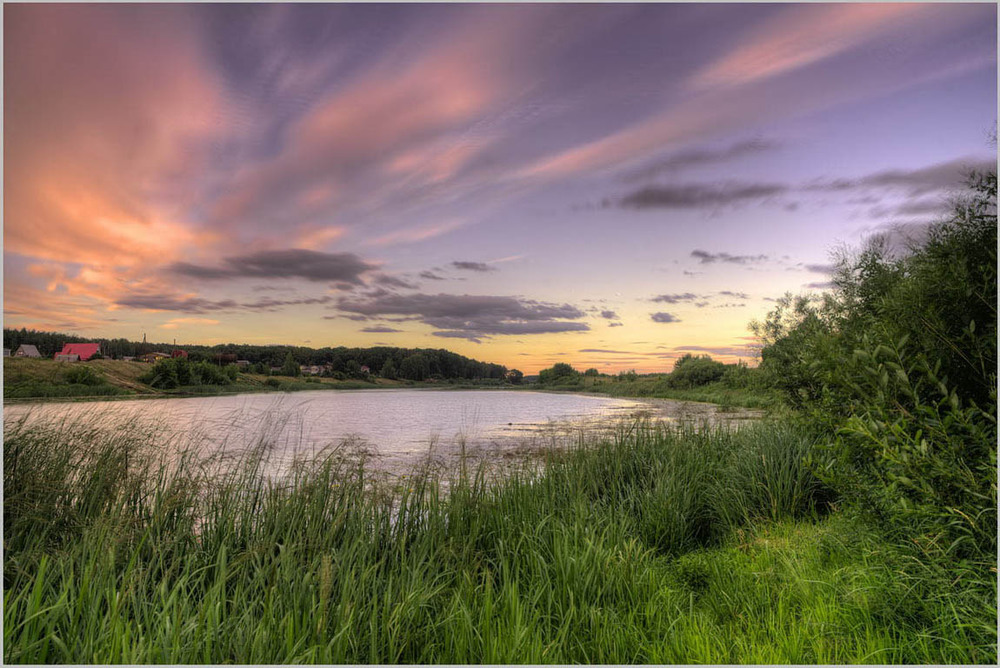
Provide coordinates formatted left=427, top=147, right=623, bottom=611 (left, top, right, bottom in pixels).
left=3, top=2, right=996, bottom=373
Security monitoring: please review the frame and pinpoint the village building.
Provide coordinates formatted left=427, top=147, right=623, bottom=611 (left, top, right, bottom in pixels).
left=236, top=360, right=251, bottom=368
left=139, top=352, right=170, bottom=363
left=171, top=349, right=188, bottom=359
left=54, top=343, right=101, bottom=361
left=302, top=365, right=324, bottom=376
left=14, top=344, right=42, bottom=358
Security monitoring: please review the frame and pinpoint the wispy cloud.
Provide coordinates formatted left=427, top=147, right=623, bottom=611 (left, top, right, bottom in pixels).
left=691, top=250, right=769, bottom=265
left=336, top=292, right=589, bottom=342
left=170, top=249, right=376, bottom=283
left=451, top=261, right=496, bottom=272
left=620, top=182, right=787, bottom=210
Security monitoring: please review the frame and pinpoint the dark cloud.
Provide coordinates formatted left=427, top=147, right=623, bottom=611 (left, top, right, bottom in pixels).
left=373, top=273, right=418, bottom=289
left=804, top=281, right=835, bottom=289
left=804, top=263, right=836, bottom=274
left=674, top=344, right=754, bottom=357
left=608, top=322, right=624, bottom=327
left=336, top=292, right=589, bottom=341
left=651, top=292, right=698, bottom=303
left=623, top=138, right=779, bottom=183
left=806, top=157, right=995, bottom=197
left=691, top=249, right=769, bottom=264
left=651, top=312, right=681, bottom=323
left=115, top=294, right=237, bottom=313
left=451, top=261, right=496, bottom=272
left=718, top=290, right=748, bottom=299
left=620, top=182, right=787, bottom=209
left=116, top=292, right=334, bottom=314
left=360, top=325, right=403, bottom=333
left=599, top=309, right=618, bottom=319
left=419, top=270, right=447, bottom=281
left=171, top=249, right=376, bottom=283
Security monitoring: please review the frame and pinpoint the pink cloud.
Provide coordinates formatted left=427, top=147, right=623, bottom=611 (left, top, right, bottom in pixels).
left=690, top=4, right=930, bottom=90
left=5, top=5, right=229, bottom=272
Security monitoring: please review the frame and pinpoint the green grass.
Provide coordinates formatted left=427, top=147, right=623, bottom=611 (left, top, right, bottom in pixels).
left=540, top=375, right=785, bottom=410
left=4, top=416, right=995, bottom=663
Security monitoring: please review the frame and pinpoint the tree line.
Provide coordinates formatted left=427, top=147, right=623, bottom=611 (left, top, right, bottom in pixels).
left=2, top=329, right=512, bottom=382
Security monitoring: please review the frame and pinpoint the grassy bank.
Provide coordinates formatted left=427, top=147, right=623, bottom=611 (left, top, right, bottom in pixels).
left=4, top=417, right=993, bottom=664
left=538, top=374, right=784, bottom=411
left=1, top=358, right=416, bottom=401
left=3, top=358, right=523, bottom=402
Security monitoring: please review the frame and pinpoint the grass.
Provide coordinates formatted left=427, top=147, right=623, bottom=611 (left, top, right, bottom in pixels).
left=4, top=415, right=994, bottom=664
left=538, top=374, right=785, bottom=411
left=2, top=358, right=413, bottom=400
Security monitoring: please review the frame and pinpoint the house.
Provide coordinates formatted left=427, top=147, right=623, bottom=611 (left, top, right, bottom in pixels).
left=302, top=365, right=324, bottom=376
left=236, top=360, right=251, bottom=369
left=54, top=354, right=80, bottom=362
left=14, top=344, right=42, bottom=358
left=359, top=365, right=371, bottom=374
left=171, top=349, right=188, bottom=359
left=139, top=352, right=170, bottom=363
left=122, top=356, right=136, bottom=362
left=55, top=343, right=100, bottom=361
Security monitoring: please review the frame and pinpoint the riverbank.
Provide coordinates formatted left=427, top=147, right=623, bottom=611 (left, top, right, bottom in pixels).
left=535, top=374, right=785, bottom=411
left=4, top=417, right=994, bottom=664
left=2, top=357, right=519, bottom=404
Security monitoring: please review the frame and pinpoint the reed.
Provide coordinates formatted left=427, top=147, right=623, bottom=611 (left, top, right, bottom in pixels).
left=3, top=415, right=995, bottom=664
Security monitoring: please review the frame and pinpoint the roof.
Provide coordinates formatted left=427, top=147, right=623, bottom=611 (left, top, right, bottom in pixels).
left=15, top=344, right=41, bottom=357
left=59, top=343, right=101, bottom=360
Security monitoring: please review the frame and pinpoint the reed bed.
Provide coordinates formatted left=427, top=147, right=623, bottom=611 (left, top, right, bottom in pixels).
left=3, top=415, right=995, bottom=664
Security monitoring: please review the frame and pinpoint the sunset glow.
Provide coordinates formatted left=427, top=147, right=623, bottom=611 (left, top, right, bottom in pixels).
left=4, top=2, right=996, bottom=373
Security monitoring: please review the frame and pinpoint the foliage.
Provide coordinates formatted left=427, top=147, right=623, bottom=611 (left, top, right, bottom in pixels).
left=399, top=353, right=431, bottom=381
left=380, top=358, right=397, bottom=379
left=280, top=352, right=301, bottom=377
left=754, top=169, right=997, bottom=566
left=62, top=365, right=102, bottom=386
left=583, top=368, right=599, bottom=377
left=3, top=331, right=509, bottom=381
left=3, top=416, right=992, bottom=664
left=666, top=354, right=727, bottom=388
left=140, top=358, right=235, bottom=389
left=538, top=362, right=579, bottom=385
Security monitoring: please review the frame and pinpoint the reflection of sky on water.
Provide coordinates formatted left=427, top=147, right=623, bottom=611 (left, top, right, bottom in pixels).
left=4, top=389, right=761, bottom=479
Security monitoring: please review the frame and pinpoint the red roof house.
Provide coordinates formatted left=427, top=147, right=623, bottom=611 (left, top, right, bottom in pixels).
left=172, top=349, right=188, bottom=358
left=56, top=343, right=101, bottom=361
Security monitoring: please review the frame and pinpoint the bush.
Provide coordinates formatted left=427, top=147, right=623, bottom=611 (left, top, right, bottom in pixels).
left=140, top=358, right=234, bottom=389
left=539, top=363, right=579, bottom=385
left=63, top=365, right=102, bottom=386
left=667, top=354, right=726, bottom=388
left=755, top=169, right=997, bottom=566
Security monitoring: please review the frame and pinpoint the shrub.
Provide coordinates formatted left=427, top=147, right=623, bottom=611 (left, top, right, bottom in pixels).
left=63, top=365, right=102, bottom=386
left=755, top=169, right=997, bottom=566
left=667, top=354, right=726, bottom=388
left=539, top=363, right=579, bottom=385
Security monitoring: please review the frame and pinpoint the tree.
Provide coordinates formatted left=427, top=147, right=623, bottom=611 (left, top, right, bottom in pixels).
left=399, top=354, right=430, bottom=381
left=380, top=359, right=397, bottom=379
left=583, top=368, right=599, bottom=377
left=667, top=354, right=726, bottom=388
left=281, top=352, right=301, bottom=377
left=506, top=369, right=524, bottom=384
left=538, top=363, right=579, bottom=385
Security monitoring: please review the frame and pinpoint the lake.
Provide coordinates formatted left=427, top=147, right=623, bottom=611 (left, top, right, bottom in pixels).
left=3, top=389, right=760, bottom=479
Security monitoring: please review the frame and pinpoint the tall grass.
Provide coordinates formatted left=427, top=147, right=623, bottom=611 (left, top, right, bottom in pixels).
left=4, top=416, right=995, bottom=663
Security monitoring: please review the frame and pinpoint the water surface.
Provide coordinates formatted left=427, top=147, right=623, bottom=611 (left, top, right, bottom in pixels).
left=4, top=389, right=760, bottom=478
